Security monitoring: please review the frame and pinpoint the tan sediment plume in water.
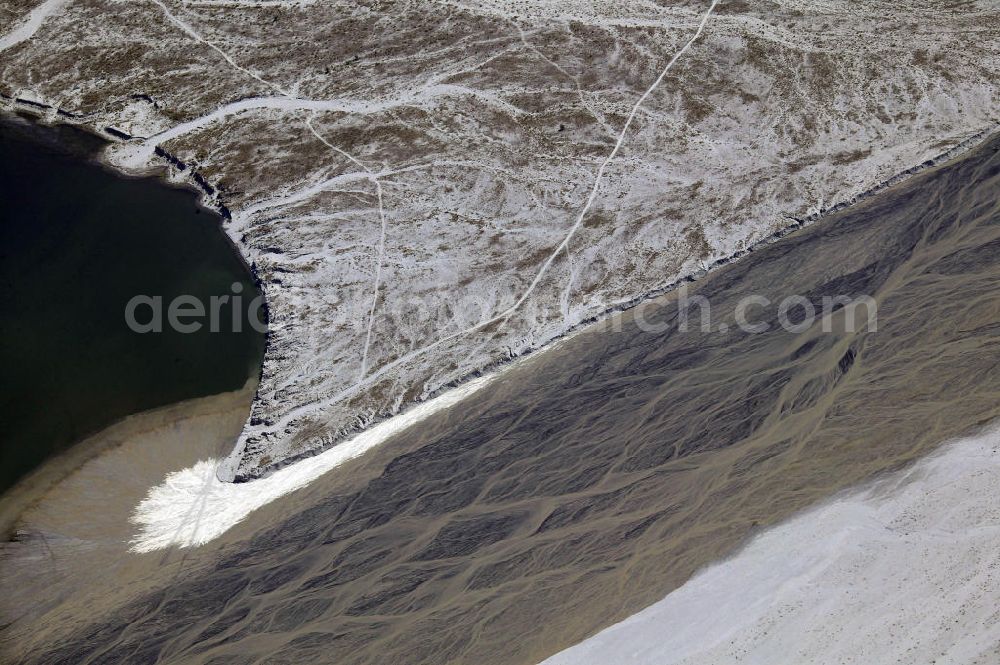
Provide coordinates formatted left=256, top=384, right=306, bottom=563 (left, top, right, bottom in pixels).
left=129, top=375, right=496, bottom=552
left=0, top=379, right=256, bottom=538
left=0, top=379, right=255, bottom=658
left=7, top=134, right=1000, bottom=665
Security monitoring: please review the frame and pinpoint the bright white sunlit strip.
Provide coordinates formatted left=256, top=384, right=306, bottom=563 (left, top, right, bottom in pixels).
left=129, top=375, right=494, bottom=552
left=541, top=423, right=1000, bottom=665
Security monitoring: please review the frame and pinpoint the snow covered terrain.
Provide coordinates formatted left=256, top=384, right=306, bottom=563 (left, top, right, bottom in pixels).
left=1, top=0, right=998, bottom=478
left=540, top=423, right=1000, bottom=665
left=130, top=374, right=494, bottom=551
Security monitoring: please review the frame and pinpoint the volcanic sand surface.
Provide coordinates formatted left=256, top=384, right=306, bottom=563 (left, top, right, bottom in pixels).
left=4, top=135, right=1000, bottom=664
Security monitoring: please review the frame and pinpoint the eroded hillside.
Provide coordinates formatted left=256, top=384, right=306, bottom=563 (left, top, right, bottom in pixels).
left=1, top=0, right=997, bottom=477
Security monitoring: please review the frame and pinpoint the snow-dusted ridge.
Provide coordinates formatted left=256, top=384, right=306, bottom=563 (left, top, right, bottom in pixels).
left=2, top=0, right=998, bottom=480
left=225, top=0, right=722, bottom=460
left=213, top=119, right=996, bottom=483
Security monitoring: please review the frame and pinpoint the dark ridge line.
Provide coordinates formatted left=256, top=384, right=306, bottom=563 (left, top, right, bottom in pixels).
left=192, top=171, right=216, bottom=195
left=233, top=122, right=1000, bottom=482
left=129, top=93, right=159, bottom=108
left=2, top=96, right=229, bottom=219
left=14, top=97, right=49, bottom=109
left=154, top=145, right=187, bottom=171
left=103, top=126, right=133, bottom=140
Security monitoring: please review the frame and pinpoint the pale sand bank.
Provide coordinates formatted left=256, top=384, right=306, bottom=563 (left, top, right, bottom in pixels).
left=541, top=424, right=1000, bottom=665
left=0, top=378, right=256, bottom=537
left=0, top=380, right=255, bottom=657
left=130, top=374, right=495, bottom=552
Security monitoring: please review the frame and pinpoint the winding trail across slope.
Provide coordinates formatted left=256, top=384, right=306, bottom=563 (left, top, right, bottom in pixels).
left=0, top=0, right=69, bottom=53
left=150, top=0, right=288, bottom=96
left=125, top=84, right=524, bottom=165
left=145, top=0, right=398, bottom=396
left=134, top=0, right=721, bottom=468
left=258, top=0, right=720, bottom=438
left=503, top=0, right=719, bottom=318
left=304, top=114, right=388, bottom=379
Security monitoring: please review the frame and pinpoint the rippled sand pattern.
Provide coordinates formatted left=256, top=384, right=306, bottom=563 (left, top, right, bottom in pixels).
left=6, top=135, right=1000, bottom=664
left=540, top=425, right=1000, bottom=664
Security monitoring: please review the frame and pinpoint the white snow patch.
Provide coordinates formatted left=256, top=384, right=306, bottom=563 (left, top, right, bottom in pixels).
left=541, top=424, right=1000, bottom=665
left=129, top=374, right=495, bottom=552
left=0, top=0, right=68, bottom=53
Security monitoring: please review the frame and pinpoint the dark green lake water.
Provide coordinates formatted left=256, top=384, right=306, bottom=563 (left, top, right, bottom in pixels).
left=19, top=130, right=1000, bottom=665
left=0, top=115, right=265, bottom=492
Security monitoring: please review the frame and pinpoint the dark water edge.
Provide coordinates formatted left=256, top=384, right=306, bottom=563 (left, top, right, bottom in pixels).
left=16, top=130, right=1000, bottom=665
left=0, top=114, right=266, bottom=493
